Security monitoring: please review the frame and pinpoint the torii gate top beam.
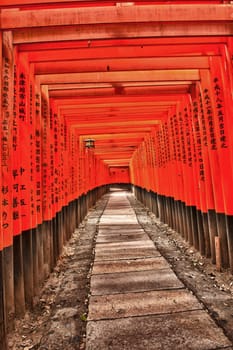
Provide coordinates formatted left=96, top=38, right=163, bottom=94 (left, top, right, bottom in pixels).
left=0, top=0, right=226, bottom=8
left=1, top=4, right=233, bottom=29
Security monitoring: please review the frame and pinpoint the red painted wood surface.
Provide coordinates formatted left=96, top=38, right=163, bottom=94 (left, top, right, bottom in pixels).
left=1, top=1, right=233, bottom=250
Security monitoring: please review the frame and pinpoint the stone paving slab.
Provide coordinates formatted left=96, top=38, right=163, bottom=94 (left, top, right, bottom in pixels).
left=90, top=269, right=184, bottom=295
left=99, top=219, right=138, bottom=225
left=88, top=289, right=202, bottom=320
left=94, top=247, right=161, bottom=261
left=100, top=214, right=136, bottom=218
left=86, top=310, right=232, bottom=350
left=98, top=229, right=145, bottom=236
left=95, top=240, right=154, bottom=250
left=92, top=257, right=170, bottom=274
left=96, top=232, right=148, bottom=243
left=104, top=210, right=135, bottom=215
left=98, top=224, right=143, bottom=231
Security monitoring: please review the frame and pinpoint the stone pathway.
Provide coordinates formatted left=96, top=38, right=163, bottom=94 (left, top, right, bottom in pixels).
left=86, top=191, right=232, bottom=350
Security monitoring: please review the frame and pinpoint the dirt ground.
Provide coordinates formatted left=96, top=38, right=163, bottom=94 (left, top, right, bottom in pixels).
left=7, top=192, right=233, bottom=349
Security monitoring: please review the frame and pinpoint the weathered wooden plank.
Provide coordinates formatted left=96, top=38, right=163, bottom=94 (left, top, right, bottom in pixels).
left=2, top=5, right=233, bottom=29
left=34, top=56, right=210, bottom=74
left=37, top=69, right=200, bottom=84
left=0, top=0, right=226, bottom=6
left=13, top=22, right=233, bottom=44
left=48, top=85, right=190, bottom=97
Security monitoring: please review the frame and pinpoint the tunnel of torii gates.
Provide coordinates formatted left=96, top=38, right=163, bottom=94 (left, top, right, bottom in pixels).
left=1, top=0, right=233, bottom=346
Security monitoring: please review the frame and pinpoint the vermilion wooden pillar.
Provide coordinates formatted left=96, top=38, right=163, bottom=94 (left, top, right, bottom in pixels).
left=0, top=30, right=7, bottom=350
left=210, top=54, right=233, bottom=271
left=191, top=91, right=210, bottom=257
left=220, top=44, right=233, bottom=273
left=2, top=30, right=15, bottom=330
left=200, top=69, right=229, bottom=268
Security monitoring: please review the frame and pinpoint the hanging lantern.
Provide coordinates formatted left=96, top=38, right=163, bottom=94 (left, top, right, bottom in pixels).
left=84, top=138, right=95, bottom=149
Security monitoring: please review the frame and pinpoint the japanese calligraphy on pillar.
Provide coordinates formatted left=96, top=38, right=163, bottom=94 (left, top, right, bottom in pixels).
left=63, top=120, right=69, bottom=202
left=179, top=111, right=186, bottom=164
left=156, top=130, right=162, bottom=168
left=198, top=92, right=208, bottom=181
left=70, top=130, right=75, bottom=199
left=193, top=100, right=205, bottom=181
left=199, top=92, right=208, bottom=148
left=53, top=111, right=60, bottom=212
left=162, top=121, right=170, bottom=165
left=170, top=115, right=176, bottom=161
left=12, top=56, right=21, bottom=235
left=1, top=32, right=13, bottom=246
left=213, top=77, right=228, bottom=149
left=35, top=90, right=42, bottom=224
left=29, top=75, right=37, bottom=228
left=183, top=107, right=192, bottom=167
left=174, top=113, right=181, bottom=162
left=168, top=114, right=180, bottom=200
left=202, top=88, right=217, bottom=151
left=49, top=106, right=55, bottom=216
left=18, top=66, right=31, bottom=232
left=60, top=118, right=65, bottom=205
left=2, top=58, right=10, bottom=229
left=13, top=64, right=18, bottom=154
left=41, top=86, right=51, bottom=220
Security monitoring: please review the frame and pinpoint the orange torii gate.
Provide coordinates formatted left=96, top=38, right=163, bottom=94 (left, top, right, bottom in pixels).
left=1, top=1, right=233, bottom=348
